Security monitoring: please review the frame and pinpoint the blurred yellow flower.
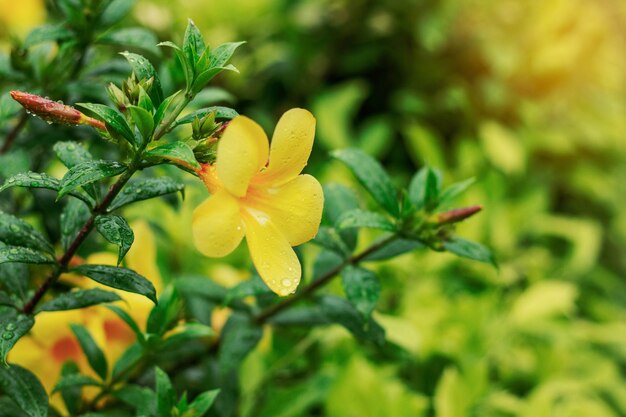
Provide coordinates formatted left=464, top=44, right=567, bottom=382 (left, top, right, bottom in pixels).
left=192, top=109, right=323, bottom=296
left=0, top=0, right=45, bottom=39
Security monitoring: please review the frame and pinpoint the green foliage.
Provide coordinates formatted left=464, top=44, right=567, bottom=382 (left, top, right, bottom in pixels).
left=72, top=265, right=157, bottom=303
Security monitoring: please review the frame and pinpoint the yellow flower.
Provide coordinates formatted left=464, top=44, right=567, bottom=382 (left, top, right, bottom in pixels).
left=192, top=108, right=324, bottom=296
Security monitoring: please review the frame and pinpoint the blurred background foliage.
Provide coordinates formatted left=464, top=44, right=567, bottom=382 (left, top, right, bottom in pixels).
left=2, top=0, right=626, bottom=416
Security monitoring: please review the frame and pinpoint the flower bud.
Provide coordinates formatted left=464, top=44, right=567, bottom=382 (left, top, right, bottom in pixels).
left=10, top=91, right=106, bottom=130
left=435, top=205, right=482, bottom=225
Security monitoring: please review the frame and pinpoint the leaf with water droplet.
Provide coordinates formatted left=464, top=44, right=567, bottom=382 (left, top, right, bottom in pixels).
left=0, top=171, right=94, bottom=206
left=120, top=52, right=163, bottom=106
left=0, top=311, right=34, bottom=364
left=0, top=246, right=54, bottom=266
left=109, top=177, right=185, bottom=211
left=144, top=141, right=200, bottom=170
left=76, top=102, right=137, bottom=147
left=35, top=288, right=122, bottom=313
left=0, top=211, right=55, bottom=255
left=95, top=214, right=134, bottom=264
left=58, top=159, right=127, bottom=200
left=72, top=264, right=157, bottom=304
left=341, top=266, right=381, bottom=319
left=60, top=198, right=91, bottom=252
left=0, top=364, right=48, bottom=417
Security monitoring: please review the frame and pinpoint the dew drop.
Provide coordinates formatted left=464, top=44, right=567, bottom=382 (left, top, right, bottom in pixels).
left=2, top=332, right=14, bottom=340
left=5, top=323, right=15, bottom=331
left=9, top=224, right=20, bottom=233
left=281, top=278, right=292, bottom=288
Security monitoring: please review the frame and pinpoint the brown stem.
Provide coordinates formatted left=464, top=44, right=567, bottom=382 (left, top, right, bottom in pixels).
left=254, top=234, right=398, bottom=324
left=22, top=167, right=136, bottom=315
left=1, top=111, right=28, bottom=155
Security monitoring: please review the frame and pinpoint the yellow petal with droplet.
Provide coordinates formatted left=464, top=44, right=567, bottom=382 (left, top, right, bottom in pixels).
left=242, top=210, right=301, bottom=296
left=192, top=190, right=245, bottom=257
left=244, top=174, right=323, bottom=246
left=217, top=116, right=269, bottom=197
left=257, top=108, right=315, bottom=186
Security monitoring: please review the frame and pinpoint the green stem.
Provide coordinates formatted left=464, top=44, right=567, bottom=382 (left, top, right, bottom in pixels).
left=152, top=91, right=193, bottom=142
left=253, top=234, right=398, bottom=324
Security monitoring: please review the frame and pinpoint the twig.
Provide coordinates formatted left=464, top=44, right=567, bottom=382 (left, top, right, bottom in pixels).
left=254, top=234, right=398, bottom=324
left=0, top=111, right=28, bottom=155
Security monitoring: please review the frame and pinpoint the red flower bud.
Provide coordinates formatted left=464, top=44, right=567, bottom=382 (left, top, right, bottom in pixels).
left=436, top=205, right=482, bottom=225
left=10, top=91, right=106, bottom=131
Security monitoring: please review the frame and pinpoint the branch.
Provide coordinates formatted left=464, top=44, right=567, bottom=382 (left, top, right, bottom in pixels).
left=254, top=234, right=398, bottom=324
left=0, top=110, right=28, bottom=155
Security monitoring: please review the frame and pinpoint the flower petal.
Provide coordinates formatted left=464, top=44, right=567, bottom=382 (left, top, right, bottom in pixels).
left=242, top=211, right=301, bottom=296
left=257, top=108, right=316, bottom=186
left=217, top=116, right=269, bottom=197
left=244, top=174, right=324, bottom=246
left=192, top=190, right=245, bottom=257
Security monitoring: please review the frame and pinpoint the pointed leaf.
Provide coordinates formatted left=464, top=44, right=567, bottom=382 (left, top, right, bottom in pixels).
left=72, top=264, right=157, bottom=303
left=120, top=52, right=163, bottom=106
left=58, top=160, right=127, bottom=199
left=439, top=177, right=476, bottom=206
left=128, top=105, right=154, bottom=142
left=23, top=24, right=73, bottom=48
left=95, top=214, right=134, bottom=264
left=0, top=172, right=94, bottom=206
left=443, top=237, right=497, bottom=266
left=0, top=246, right=54, bottom=265
left=35, top=289, right=122, bottom=313
left=208, top=41, right=245, bottom=69
left=218, top=313, right=262, bottom=376
left=112, top=343, right=143, bottom=381
left=408, top=167, right=441, bottom=211
left=145, top=141, right=200, bottom=170
left=109, top=177, right=185, bottom=211
left=0, top=211, right=54, bottom=255
left=53, top=374, right=102, bottom=392
left=100, top=0, right=136, bottom=27
left=323, top=183, right=360, bottom=250
left=76, top=103, right=136, bottom=146
left=188, top=390, right=220, bottom=415
left=60, top=198, right=91, bottom=252
left=155, top=367, right=176, bottom=417
left=336, top=209, right=396, bottom=231
left=341, top=266, right=380, bottom=318
left=70, top=324, right=108, bottom=380
left=0, top=364, right=48, bottom=417
left=147, top=286, right=180, bottom=336
left=173, top=106, right=238, bottom=127
left=182, top=19, right=205, bottom=70
left=97, top=27, right=160, bottom=57
left=106, top=305, right=145, bottom=344
left=0, top=311, right=34, bottom=364
left=332, top=149, right=399, bottom=216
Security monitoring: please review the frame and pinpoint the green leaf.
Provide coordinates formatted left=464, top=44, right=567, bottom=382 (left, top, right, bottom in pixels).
left=0, top=292, right=17, bottom=309
left=438, top=177, right=476, bottom=206
left=0, top=365, right=48, bottom=417
left=218, top=313, right=262, bottom=376
left=182, top=19, right=206, bottom=70
left=159, top=42, right=193, bottom=90
left=318, top=295, right=385, bottom=345
left=76, top=103, right=137, bottom=146
left=191, top=66, right=238, bottom=94
left=312, top=250, right=344, bottom=282
left=35, top=289, right=122, bottom=313
left=0, top=211, right=54, bottom=255
left=145, top=141, right=201, bottom=170
left=332, top=149, right=399, bottom=216
left=408, top=167, right=441, bottom=211
left=323, top=183, right=360, bottom=250
left=187, top=390, right=220, bottom=416
left=112, top=344, right=143, bottom=382
left=208, top=41, right=245, bottom=69
left=128, top=105, right=154, bottom=142
left=160, top=323, right=213, bottom=351
left=361, top=237, right=424, bottom=261
left=53, top=374, right=102, bottom=392
left=155, top=367, right=176, bottom=417
left=0, top=246, right=54, bottom=266
left=97, top=27, right=160, bottom=57
left=175, top=276, right=227, bottom=304
left=114, top=384, right=156, bottom=416
left=120, top=52, right=163, bottom=106
left=0, top=248, right=28, bottom=300
left=153, top=90, right=181, bottom=128
left=336, top=209, right=396, bottom=231
left=99, top=0, right=136, bottom=27
left=24, top=24, right=73, bottom=48
left=147, top=286, right=180, bottom=336
left=0, top=172, right=59, bottom=193
left=95, top=215, right=134, bottom=264
left=173, top=106, right=239, bottom=126
left=109, top=177, right=185, bottom=211
left=72, top=264, right=157, bottom=303
left=0, top=311, right=34, bottom=364
left=0, top=172, right=94, bottom=206
left=443, top=237, right=497, bottom=266
left=312, top=227, right=350, bottom=257
left=57, top=362, right=81, bottom=416
left=58, top=160, right=127, bottom=199
left=60, top=198, right=91, bottom=252
left=106, top=305, right=145, bottom=344
left=224, top=274, right=272, bottom=306
left=341, top=266, right=381, bottom=318
left=70, top=324, right=108, bottom=380
left=53, top=142, right=96, bottom=200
